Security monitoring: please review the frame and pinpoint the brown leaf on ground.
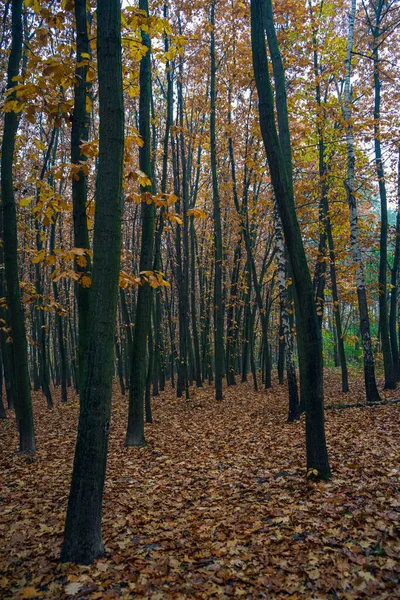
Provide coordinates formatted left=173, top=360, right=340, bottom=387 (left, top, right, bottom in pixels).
left=1, top=371, right=400, bottom=599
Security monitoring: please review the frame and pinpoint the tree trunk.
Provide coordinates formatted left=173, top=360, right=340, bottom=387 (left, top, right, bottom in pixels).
left=389, top=149, right=400, bottom=380
left=372, top=28, right=395, bottom=389
left=72, top=0, right=91, bottom=392
left=60, top=0, right=124, bottom=564
left=339, top=0, right=381, bottom=403
left=210, top=1, right=224, bottom=400
left=251, top=0, right=330, bottom=479
left=125, top=0, right=155, bottom=446
left=274, top=203, right=299, bottom=421
left=1, top=0, right=36, bottom=454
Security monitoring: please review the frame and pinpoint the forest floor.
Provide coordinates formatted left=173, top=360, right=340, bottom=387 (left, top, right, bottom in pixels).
left=1, top=370, right=400, bottom=599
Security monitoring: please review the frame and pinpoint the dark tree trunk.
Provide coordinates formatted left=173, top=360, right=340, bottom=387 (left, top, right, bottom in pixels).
left=0, top=362, right=6, bottom=419
left=251, top=0, right=330, bottom=479
left=210, top=1, right=224, bottom=400
left=152, top=13, right=173, bottom=395
left=341, top=0, right=381, bottom=403
left=60, top=0, right=124, bottom=564
left=327, top=217, right=349, bottom=392
left=1, top=0, right=36, bottom=454
left=126, top=0, right=154, bottom=446
left=372, top=36, right=395, bottom=389
left=145, top=316, right=153, bottom=424
left=72, top=0, right=92, bottom=392
left=50, top=221, right=68, bottom=403
left=115, top=334, right=125, bottom=396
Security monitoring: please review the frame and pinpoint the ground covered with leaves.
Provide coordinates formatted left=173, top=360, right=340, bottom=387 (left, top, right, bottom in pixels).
left=1, top=371, right=400, bottom=599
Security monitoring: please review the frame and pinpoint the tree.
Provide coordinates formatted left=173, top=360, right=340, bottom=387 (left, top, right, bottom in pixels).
left=210, top=0, right=224, bottom=401
left=362, top=0, right=396, bottom=389
left=251, top=0, right=331, bottom=479
left=274, top=203, right=299, bottom=421
left=1, top=0, right=36, bottom=454
left=336, top=0, right=381, bottom=403
left=71, top=0, right=92, bottom=392
left=60, top=0, right=124, bottom=564
left=125, top=0, right=155, bottom=446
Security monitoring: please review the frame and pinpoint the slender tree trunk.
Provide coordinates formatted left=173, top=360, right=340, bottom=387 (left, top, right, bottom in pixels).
left=0, top=361, right=6, bottom=419
left=241, top=262, right=251, bottom=383
left=326, top=216, right=349, bottom=392
left=50, top=221, right=68, bottom=403
left=145, top=316, right=153, bottom=423
left=210, top=1, right=224, bottom=400
left=339, top=0, right=381, bottom=403
left=274, top=203, right=299, bottom=421
left=126, top=0, right=155, bottom=446
left=0, top=216, right=15, bottom=411
left=251, top=0, right=330, bottom=479
left=389, top=149, right=400, bottom=380
left=60, top=0, right=124, bottom=564
left=115, top=333, right=125, bottom=396
left=72, top=0, right=91, bottom=392
left=372, top=31, right=395, bottom=389
left=1, top=0, right=36, bottom=454
left=152, top=11, right=173, bottom=395
left=190, top=216, right=203, bottom=387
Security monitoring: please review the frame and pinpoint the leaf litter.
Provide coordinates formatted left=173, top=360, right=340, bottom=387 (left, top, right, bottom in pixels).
left=1, top=371, right=399, bottom=599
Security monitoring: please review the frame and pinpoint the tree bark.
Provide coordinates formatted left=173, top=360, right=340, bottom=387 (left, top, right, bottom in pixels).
left=126, top=0, right=155, bottom=446
left=60, top=0, right=124, bottom=564
left=251, top=0, right=330, bottom=479
left=72, top=0, right=91, bottom=392
left=1, top=0, right=36, bottom=454
left=371, top=16, right=395, bottom=389
left=274, top=203, right=299, bottom=421
left=389, top=148, right=400, bottom=380
left=210, top=1, right=224, bottom=400
left=339, top=0, right=381, bottom=403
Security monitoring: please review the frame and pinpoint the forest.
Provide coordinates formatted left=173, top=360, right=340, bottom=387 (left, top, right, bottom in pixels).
left=0, top=0, right=400, bottom=597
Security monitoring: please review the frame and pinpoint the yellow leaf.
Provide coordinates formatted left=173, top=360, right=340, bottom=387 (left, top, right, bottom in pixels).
left=307, top=468, right=319, bottom=479
left=86, top=67, right=96, bottom=82
left=187, top=208, right=207, bottom=219
left=80, top=275, right=91, bottom=288
left=20, top=196, right=34, bottom=207
left=31, top=250, right=45, bottom=264
left=164, top=213, right=183, bottom=225
left=45, top=255, right=56, bottom=266
left=76, top=255, right=87, bottom=268
left=3, top=100, right=24, bottom=113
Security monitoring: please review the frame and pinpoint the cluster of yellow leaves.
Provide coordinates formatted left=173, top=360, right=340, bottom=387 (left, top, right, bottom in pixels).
left=124, top=170, right=152, bottom=191
left=187, top=208, right=207, bottom=220
left=164, top=213, right=183, bottom=226
left=30, top=247, right=92, bottom=289
left=119, top=270, right=170, bottom=290
left=21, top=182, right=69, bottom=227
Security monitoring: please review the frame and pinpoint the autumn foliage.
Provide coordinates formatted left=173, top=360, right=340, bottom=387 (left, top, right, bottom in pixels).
left=1, top=0, right=400, bottom=596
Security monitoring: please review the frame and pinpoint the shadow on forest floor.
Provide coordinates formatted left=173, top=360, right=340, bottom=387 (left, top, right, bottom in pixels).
left=1, top=371, right=399, bottom=599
